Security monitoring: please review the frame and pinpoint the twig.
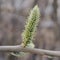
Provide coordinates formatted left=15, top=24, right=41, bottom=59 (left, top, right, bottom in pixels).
left=0, top=45, right=60, bottom=57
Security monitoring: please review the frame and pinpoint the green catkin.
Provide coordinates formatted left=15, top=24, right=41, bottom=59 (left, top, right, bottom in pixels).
left=11, top=5, right=40, bottom=57
left=22, top=5, right=40, bottom=47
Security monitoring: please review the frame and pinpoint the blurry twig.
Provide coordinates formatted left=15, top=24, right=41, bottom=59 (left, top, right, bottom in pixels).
left=0, top=45, right=60, bottom=57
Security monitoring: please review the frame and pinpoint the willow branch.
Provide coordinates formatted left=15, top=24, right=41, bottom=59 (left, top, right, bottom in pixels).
left=0, top=45, right=60, bottom=57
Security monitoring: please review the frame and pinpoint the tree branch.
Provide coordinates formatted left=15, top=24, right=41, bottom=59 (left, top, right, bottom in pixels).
left=0, top=45, right=60, bottom=57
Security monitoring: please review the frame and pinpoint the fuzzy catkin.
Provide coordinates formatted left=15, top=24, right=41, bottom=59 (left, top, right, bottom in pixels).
left=22, top=5, right=40, bottom=47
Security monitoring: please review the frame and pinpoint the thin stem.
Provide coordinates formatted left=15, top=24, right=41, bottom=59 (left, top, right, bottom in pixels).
left=0, top=45, right=60, bottom=57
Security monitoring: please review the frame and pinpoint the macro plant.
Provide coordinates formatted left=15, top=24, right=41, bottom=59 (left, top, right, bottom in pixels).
left=11, top=5, right=40, bottom=57
left=0, top=5, right=60, bottom=58
left=21, top=5, right=40, bottom=47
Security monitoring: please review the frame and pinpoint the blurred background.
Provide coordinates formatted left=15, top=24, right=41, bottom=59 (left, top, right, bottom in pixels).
left=0, top=0, right=60, bottom=60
